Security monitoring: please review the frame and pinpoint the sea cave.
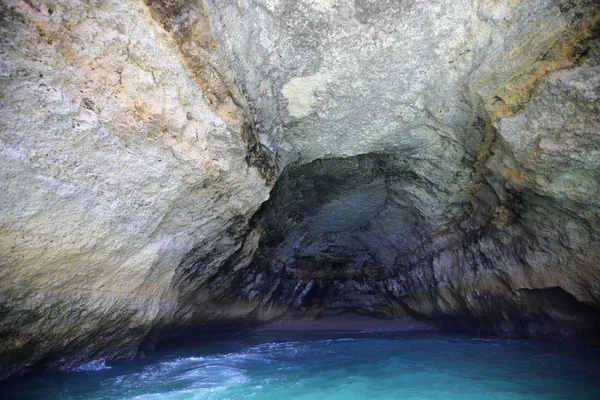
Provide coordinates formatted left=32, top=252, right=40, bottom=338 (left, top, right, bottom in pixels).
left=1, top=0, right=600, bottom=398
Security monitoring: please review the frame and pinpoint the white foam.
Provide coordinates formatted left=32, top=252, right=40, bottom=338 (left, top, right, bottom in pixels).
left=186, top=365, right=249, bottom=386
left=72, top=358, right=112, bottom=372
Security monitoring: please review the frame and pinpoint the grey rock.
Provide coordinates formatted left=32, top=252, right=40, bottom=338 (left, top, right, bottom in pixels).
left=1, top=0, right=599, bottom=380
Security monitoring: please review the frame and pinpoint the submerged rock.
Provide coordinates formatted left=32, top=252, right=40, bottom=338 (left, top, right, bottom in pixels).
left=0, top=0, right=599, bottom=379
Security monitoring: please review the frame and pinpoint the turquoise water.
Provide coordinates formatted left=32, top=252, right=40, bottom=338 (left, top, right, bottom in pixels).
left=3, top=331, right=600, bottom=399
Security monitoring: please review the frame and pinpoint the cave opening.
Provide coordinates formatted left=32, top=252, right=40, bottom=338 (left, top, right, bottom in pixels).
left=197, top=152, right=456, bottom=323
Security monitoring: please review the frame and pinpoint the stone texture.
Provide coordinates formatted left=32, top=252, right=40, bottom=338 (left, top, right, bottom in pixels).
left=203, top=0, right=600, bottom=340
left=0, top=0, right=272, bottom=379
left=1, top=0, right=599, bottom=380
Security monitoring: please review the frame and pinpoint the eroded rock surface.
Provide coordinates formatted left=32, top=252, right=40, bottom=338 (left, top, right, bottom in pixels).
left=0, top=0, right=272, bottom=379
left=202, top=0, right=600, bottom=340
left=1, top=0, right=599, bottom=380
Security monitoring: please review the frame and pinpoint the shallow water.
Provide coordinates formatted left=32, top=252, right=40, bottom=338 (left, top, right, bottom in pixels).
left=3, top=331, right=600, bottom=399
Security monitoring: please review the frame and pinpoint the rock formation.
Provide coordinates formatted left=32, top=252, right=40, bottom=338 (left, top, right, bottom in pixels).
left=1, top=0, right=599, bottom=379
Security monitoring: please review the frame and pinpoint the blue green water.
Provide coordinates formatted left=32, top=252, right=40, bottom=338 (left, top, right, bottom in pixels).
left=3, top=331, right=600, bottom=399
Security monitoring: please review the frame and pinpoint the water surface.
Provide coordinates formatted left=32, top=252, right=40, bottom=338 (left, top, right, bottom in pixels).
left=3, top=330, right=600, bottom=399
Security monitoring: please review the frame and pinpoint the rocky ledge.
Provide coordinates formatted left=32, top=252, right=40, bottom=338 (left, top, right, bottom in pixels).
left=1, top=0, right=599, bottom=380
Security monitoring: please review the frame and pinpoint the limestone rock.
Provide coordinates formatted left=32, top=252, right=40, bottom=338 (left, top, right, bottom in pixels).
left=1, top=0, right=599, bottom=380
left=0, top=0, right=271, bottom=379
left=204, top=0, right=600, bottom=340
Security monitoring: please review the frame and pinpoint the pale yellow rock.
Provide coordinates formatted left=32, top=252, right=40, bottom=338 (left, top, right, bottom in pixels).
left=281, top=74, right=328, bottom=119
left=0, top=0, right=270, bottom=379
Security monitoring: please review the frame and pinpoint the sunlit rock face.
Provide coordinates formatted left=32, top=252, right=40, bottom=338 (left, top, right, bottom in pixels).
left=1, top=0, right=599, bottom=380
left=0, top=0, right=274, bottom=379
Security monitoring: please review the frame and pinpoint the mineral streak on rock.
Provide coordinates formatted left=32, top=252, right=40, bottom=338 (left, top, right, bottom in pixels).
left=1, top=0, right=600, bottom=380
left=143, top=0, right=277, bottom=182
left=0, top=0, right=271, bottom=380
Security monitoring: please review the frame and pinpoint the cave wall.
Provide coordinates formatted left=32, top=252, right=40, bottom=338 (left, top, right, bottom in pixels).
left=1, top=0, right=599, bottom=380
left=0, top=0, right=273, bottom=379
left=199, top=0, right=600, bottom=339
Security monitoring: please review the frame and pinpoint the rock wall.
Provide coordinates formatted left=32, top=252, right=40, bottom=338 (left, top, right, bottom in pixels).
left=0, top=0, right=599, bottom=380
left=203, top=0, right=600, bottom=340
left=0, top=0, right=273, bottom=379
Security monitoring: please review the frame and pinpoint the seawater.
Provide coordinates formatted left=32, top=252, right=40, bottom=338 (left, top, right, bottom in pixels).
left=3, top=331, right=600, bottom=399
